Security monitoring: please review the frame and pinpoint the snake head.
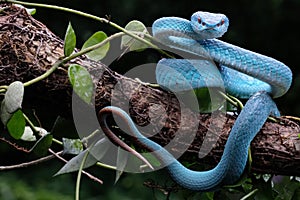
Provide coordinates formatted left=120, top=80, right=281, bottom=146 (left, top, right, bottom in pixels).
left=191, top=11, right=229, bottom=39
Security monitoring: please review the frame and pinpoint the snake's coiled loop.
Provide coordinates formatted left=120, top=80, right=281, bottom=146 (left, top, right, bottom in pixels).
left=153, top=13, right=292, bottom=98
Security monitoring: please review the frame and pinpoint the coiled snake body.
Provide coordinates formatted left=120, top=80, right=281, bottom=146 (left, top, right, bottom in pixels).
left=98, top=12, right=293, bottom=191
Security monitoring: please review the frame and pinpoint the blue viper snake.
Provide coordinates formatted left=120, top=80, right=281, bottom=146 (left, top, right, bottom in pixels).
left=98, top=12, right=293, bottom=191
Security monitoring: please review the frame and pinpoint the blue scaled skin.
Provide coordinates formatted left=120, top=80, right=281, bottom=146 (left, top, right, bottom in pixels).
left=153, top=11, right=292, bottom=98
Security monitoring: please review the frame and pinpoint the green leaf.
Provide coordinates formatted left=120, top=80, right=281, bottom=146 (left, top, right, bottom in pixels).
left=64, top=22, right=76, bottom=57
left=7, top=110, right=26, bottom=139
left=30, top=133, right=53, bottom=156
left=4, top=81, right=24, bottom=113
left=82, top=31, right=109, bottom=61
left=115, top=147, right=129, bottom=183
left=26, top=8, right=36, bottom=15
left=68, top=64, right=93, bottom=104
left=121, top=20, right=150, bottom=51
left=62, top=138, right=83, bottom=155
left=55, top=138, right=110, bottom=176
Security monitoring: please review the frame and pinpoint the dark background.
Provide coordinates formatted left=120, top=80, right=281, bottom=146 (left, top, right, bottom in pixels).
left=1, top=0, right=300, bottom=199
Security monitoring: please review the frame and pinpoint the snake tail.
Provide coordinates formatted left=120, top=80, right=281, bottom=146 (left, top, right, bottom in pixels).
left=98, top=91, right=279, bottom=191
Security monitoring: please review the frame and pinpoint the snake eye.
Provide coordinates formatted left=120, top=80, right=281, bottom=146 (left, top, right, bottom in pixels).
left=197, top=17, right=202, bottom=24
left=197, top=17, right=206, bottom=26
left=217, top=19, right=225, bottom=27
left=221, top=19, right=225, bottom=25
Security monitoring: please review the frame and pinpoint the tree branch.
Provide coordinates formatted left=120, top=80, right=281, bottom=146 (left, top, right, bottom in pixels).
left=0, top=4, right=299, bottom=176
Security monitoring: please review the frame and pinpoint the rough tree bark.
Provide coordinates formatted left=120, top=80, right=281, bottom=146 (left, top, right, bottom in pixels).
left=0, top=4, right=299, bottom=176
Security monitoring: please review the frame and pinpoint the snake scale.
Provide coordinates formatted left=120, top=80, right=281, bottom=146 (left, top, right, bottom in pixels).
left=98, top=11, right=293, bottom=191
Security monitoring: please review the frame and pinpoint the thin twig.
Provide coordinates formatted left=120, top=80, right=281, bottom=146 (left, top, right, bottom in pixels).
left=0, top=154, right=55, bottom=170
left=0, top=136, right=30, bottom=153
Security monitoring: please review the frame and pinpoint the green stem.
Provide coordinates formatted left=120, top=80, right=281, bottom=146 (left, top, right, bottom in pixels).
left=64, top=32, right=124, bottom=63
left=2, top=1, right=173, bottom=88
left=4, top=0, right=171, bottom=57
left=227, top=94, right=244, bottom=109
left=282, top=115, right=300, bottom=122
left=52, top=138, right=63, bottom=145
left=218, top=91, right=241, bottom=108
left=247, top=147, right=252, bottom=172
left=5, top=0, right=107, bottom=22
left=23, top=60, right=62, bottom=87
left=96, top=161, right=117, bottom=171
left=23, top=32, right=123, bottom=87
left=23, top=113, right=36, bottom=130
left=81, top=129, right=100, bottom=144
left=75, top=150, right=89, bottom=200
left=0, top=85, right=8, bottom=90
